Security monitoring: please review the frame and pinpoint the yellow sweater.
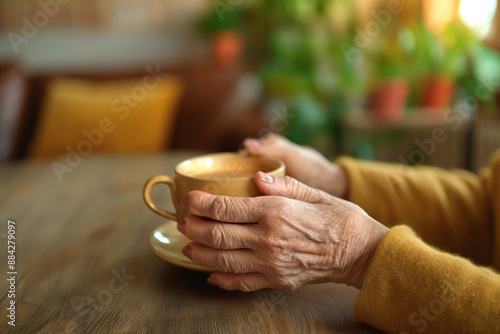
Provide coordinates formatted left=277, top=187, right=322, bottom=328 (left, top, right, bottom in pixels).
left=337, top=151, right=500, bottom=333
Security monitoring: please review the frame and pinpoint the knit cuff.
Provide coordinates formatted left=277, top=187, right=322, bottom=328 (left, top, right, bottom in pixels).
left=354, top=225, right=500, bottom=333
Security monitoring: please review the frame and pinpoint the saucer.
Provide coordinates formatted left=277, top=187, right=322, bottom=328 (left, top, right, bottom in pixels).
left=150, top=220, right=213, bottom=272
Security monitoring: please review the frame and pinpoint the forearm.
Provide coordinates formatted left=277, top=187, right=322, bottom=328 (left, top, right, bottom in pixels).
left=356, top=225, right=500, bottom=334
left=336, top=157, right=492, bottom=264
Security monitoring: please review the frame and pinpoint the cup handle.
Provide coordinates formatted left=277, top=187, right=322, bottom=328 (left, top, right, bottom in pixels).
left=143, top=175, right=178, bottom=221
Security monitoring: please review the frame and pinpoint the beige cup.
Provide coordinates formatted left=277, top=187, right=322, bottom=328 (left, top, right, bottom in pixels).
left=143, top=153, right=285, bottom=221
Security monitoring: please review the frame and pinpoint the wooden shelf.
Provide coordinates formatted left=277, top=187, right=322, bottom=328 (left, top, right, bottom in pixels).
left=341, top=107, right=474, bottom=170
left=343, top=108, right=472, bottom=131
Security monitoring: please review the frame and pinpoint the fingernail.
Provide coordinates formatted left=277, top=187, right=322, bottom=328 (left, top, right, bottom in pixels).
left=182, top=195, right=190, bottom=210
left=182, top=246, right=192, bottom=259
left=177, top=219, right=186, bottom=234
left=259, top=171, right=274, bottom=184
left=207, top=276, right=218, bottom=285
left=245, top=138, right=261, bottom=150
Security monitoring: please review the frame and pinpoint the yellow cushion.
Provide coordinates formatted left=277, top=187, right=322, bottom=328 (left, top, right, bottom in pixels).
left=29, top=75, right=183, bottom=158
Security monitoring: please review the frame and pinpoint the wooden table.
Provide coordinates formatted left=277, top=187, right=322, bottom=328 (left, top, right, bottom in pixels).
left=0, top=153, right=380, bottom=333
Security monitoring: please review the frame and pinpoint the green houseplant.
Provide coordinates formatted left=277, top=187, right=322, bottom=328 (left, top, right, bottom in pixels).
left=245, top=0, right=365, bottom=156
left=412, top=21, right=473, bottom=112
left=460, top=42, right=500, bottom=118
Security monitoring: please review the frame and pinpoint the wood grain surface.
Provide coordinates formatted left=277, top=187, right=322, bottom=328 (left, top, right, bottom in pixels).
left=0, top=153, right=380, bottom=333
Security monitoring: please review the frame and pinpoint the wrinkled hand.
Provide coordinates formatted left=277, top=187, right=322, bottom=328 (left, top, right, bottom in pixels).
left=243, top=133, right=348, bottom=198
left=178, top=173, right=388, bottom=292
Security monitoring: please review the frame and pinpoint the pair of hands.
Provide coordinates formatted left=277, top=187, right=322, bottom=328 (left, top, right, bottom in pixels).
left=178, top=134, right=388, bottom=291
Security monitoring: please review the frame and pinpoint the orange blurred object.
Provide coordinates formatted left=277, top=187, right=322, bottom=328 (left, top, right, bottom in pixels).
left=213, top=30, right=243, bottom=67
left=368, top=79, right=410, bottom=122
left=420, top=76, right=455, bottom=109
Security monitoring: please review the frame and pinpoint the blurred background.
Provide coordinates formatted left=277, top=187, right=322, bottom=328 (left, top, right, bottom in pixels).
left=1, top=0, right=500, bottom=171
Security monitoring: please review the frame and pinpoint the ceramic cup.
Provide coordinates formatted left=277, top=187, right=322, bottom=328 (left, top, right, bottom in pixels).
left=143, top=153, right=285, bottom=221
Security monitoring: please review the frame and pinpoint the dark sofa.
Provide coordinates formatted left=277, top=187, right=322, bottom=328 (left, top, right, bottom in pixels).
left=0, top=61, right=267, bottom=162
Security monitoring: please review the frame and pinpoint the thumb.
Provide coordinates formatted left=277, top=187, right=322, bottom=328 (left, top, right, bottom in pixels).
left=254, top=172, right=328, bottom=204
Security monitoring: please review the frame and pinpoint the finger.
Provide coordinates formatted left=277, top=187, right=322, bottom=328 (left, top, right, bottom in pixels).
left=182, top=191, right=262, bottom=223
left=243, top=133, right=285, bottom=157
left=183, top=243, right=259, bottom=274
left=207, top=272, right=274, bottom=292
left=243, top=138, right=263, bottom=156
left=181, top=215, right=259, bottom=250
left=254, top=173, right=329, bottom=204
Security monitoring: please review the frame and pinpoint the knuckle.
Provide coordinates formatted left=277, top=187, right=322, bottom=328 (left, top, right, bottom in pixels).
left=262, top=234, right=286, bottom=250
left=274, top=276, right=298, bottom=290
left=237, top=280, right=257, bottom=292
left=284, top=176, right=325, bottom=202
left=210, top=196, right=229, bottom=220
left=215, top=252, right=231, bottom=272
left=269, top=197, right=290, bottom=217
left=264, top=254, right=289, bottom=277
left=272, top=264, right=288, bottom=278
left=283, top=176, right=300, bottom=192
left=255, top=196, right=289, bottom=221
left=209, top=224, right=225, bottom=249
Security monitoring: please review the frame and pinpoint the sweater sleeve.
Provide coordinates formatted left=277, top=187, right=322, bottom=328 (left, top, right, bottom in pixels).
left=336, top=156, right=494, bottom=265
left=355, top=225, right=500, bottom=334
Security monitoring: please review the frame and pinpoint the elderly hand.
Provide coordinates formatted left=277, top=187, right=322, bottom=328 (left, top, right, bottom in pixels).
left=178, top=173, right=388, bottom=292
left=244, top=133, right=348, bottom=199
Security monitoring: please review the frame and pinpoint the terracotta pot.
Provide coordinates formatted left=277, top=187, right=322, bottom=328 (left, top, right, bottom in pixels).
left=420, top=76, right=455, bottom=109
left=368, top=79, right=409, bottom=122
left=213, top=30, right=243, bottom=67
